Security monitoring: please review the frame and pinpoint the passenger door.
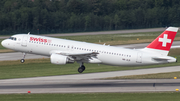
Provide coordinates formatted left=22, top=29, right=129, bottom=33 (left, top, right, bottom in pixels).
left=136, top=52, right=142, bottom=63
left=21, top=36, right=28, bottom=47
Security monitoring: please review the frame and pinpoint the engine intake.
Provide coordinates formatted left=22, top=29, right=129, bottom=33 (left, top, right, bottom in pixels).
left=50, top=54, right=74, bottom=65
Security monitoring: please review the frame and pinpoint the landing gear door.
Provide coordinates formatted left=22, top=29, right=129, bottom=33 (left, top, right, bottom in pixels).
left=136, top=52, right=142, bottom=63
left=21, top=36, right=28, bottom=47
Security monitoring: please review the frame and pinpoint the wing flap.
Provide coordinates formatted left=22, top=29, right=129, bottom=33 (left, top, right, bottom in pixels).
left=58, top=52, right=99, bottom=56
left=50, top=50, right=99, bottom=61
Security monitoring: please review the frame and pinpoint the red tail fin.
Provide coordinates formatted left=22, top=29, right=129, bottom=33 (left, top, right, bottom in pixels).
left=145, top=27, right=178, bottom=56
left=146, top=27, right=178, bottom=51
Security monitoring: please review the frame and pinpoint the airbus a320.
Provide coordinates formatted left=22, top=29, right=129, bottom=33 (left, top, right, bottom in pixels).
left=1, top=27, right=178, bottom=73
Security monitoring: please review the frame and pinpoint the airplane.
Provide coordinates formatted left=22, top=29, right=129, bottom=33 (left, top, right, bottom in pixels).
left=1, top=27, right=179, bottom=73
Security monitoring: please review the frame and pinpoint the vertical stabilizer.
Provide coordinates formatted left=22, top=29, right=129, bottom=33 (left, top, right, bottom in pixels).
left=144, top=27, right=179, bottom=56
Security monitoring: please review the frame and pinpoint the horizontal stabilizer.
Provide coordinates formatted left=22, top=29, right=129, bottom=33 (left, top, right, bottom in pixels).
left=152, top=56, right=176, bottom=62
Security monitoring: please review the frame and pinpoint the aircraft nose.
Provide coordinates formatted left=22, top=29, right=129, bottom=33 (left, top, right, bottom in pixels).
left=1, top=40, right=8, bottom=47
left=1, top=40, right=5, bottom=47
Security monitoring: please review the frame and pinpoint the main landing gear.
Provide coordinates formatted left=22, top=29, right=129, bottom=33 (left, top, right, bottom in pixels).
left=20, top=53, right=26, bottom=63
left=78, top=65, right=85, bottom=73
left=78, top=62, right=85, bottom=73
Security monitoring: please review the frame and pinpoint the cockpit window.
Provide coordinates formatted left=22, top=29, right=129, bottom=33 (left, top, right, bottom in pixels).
left=9, top=37, right=17, bottom=41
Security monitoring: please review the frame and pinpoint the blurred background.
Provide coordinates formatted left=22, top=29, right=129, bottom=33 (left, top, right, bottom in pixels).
left=1, top=0, right=180, bottom=35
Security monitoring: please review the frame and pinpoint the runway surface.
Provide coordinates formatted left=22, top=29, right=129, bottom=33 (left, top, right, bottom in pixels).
left=1, top=66, right=180, bottom=93
left=0, top=79, right=180, bottom=93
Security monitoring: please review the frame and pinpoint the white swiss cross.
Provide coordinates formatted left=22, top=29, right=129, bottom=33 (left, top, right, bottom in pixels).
left=158, top=34, right=171, bottom=47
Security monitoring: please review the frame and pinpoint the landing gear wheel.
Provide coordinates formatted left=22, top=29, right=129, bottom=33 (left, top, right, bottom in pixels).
left=78, top=67, right=83, bottom=73
left=20, top=59, right=25, bottom=63
left=81, top=65, right=85, bottom=71
left=78, top=65, right=86, bottom=73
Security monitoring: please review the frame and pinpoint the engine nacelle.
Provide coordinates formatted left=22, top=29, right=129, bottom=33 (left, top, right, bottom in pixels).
left=50, top=54, right=74, bottom=65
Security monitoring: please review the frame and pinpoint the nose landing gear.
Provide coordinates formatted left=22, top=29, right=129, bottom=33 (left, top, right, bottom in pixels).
left=20, top=53, right=26, bottom=63
left=20, top=59, right=25, bottom=63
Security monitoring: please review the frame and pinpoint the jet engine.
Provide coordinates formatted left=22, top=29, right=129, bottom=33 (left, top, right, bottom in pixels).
left=50, top=54, right=74, bottom=65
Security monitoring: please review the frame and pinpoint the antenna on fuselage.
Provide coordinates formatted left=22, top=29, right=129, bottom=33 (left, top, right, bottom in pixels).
left=28, top=32, right=30, bottom=35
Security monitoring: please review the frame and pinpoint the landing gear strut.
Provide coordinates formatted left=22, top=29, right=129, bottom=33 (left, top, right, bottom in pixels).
left=20, top=53, right=26, bottom=63
left=77, top=62, right=85, bottom=73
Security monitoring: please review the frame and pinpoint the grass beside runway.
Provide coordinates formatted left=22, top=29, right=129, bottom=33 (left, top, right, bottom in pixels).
left=1, top=92, right=180, bottom=101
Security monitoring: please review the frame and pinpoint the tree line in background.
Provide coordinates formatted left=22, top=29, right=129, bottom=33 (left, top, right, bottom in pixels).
left=1, top=0, right=180, bottom=35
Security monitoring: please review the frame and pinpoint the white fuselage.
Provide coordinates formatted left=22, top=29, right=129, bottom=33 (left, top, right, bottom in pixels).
left=1, top=34, right=176, bottom=66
